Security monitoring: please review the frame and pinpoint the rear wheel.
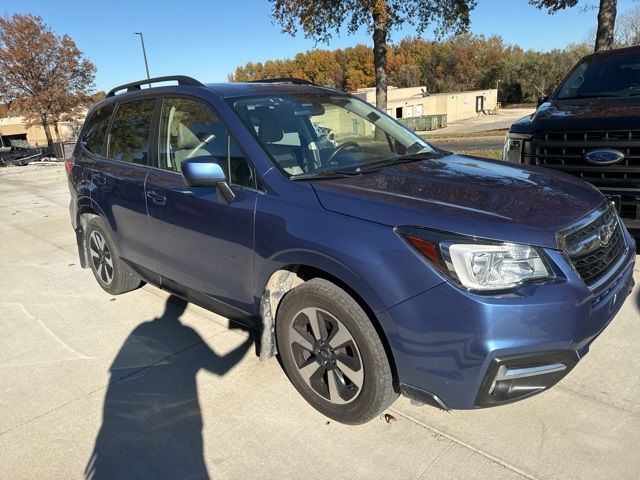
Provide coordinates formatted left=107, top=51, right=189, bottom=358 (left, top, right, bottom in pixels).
left=276, top=278, right=397, bottom=424
left=85, top=217, right=142, bottom=295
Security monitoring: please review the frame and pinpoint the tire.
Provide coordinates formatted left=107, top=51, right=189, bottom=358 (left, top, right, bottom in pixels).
left=85, top=217, right=142, bottom=295
left=276, top=278, right=398, bottom=424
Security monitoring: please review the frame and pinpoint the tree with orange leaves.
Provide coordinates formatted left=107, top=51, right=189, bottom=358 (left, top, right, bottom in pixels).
left=0, top=14, right=95, bottom=147
left=269, top=0, right=475, bottom=110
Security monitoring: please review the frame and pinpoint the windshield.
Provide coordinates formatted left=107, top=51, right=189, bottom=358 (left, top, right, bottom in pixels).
left=229, top=93, right=433, bottom=177
left=556, top=51, right=640, bottom=99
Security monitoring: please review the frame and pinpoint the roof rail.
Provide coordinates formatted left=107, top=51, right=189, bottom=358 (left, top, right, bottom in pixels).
left=249, top=77, right=317, bottom=86
left=106, top=75, right=204, bottom=97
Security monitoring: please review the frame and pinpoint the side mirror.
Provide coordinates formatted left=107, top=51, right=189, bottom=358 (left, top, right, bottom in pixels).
left=537, top=95, right=550, bottom=109
left=180, top=156, right=235, bottom=204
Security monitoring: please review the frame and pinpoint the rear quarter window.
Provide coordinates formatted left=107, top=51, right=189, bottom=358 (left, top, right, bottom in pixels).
left=81, top=105, right=114, bottom=156
left=107, top=99, right=156, bottom=165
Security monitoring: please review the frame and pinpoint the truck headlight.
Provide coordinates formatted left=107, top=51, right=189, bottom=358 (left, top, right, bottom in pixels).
left=397, top=227, right=553, bottom=292
left=503, top=133, right=529, bottom=163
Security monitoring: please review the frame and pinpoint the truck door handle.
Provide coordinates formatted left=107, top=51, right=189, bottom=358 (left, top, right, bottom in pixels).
left=93, top=172, right=107, bottom=185
left=146, top=189, right=166, bottom=206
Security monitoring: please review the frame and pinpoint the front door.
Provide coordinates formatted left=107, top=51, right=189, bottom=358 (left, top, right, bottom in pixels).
left=145, top=97, right=259, bottom=312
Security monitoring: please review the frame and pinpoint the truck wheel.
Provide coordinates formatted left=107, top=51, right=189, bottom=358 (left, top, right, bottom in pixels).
left=85, top=217, right=142, bottom=295
left=276, top=278, right=398, bottom=424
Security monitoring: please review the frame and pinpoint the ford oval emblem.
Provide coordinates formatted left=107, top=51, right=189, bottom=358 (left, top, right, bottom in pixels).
left=584, top=149, right=625, bottom=165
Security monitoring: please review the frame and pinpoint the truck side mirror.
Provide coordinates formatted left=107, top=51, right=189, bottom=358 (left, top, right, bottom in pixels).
left=537, top=95, right=550, bottom=109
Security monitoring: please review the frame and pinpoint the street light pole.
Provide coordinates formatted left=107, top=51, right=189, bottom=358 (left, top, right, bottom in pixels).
left=134, top=32, right=150, bottom=80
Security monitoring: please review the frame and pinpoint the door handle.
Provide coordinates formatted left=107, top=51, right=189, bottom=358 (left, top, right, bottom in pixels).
left=146, top=189, right=167, bottom=206
left=93, top=172, right=107, bottom=185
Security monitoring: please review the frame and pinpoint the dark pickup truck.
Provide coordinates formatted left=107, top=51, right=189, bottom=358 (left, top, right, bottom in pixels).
left=504, top=46, right=640, bottom=231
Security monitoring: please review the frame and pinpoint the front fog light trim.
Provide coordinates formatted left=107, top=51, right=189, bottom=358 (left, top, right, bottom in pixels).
left=476, top=351, right=579, bottom=407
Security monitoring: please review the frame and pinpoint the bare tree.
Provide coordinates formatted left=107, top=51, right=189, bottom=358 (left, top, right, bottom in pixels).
left=0, top=14, right=95, bottom=147
left=614, top=4, right=640, bottom=46
left=269, top=0, right=475, bottom=110
left=529, top=0, right=618, bottom=52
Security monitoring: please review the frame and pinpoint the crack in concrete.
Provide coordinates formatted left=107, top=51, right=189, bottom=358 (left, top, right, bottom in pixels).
left=555, top=383, right=640, bottom=418
left=389, top=407, right=541, bottom=480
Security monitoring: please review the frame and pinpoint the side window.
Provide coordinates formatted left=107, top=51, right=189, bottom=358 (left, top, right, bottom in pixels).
left=159, top=97, right=226, bottom=172
left=107, top=99, right=155, bottom=165
left=81, top=104, right=114, bottom=156
left=159, top=97, right=256, bottom=188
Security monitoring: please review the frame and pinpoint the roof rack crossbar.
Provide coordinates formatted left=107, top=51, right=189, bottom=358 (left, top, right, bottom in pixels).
left=106, top=75, right=204, bottom=97
left=249, top=77, right=317, bottom=86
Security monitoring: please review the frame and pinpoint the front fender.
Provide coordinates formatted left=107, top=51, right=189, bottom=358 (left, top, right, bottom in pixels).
left=254, top=194, right=445, bottom=316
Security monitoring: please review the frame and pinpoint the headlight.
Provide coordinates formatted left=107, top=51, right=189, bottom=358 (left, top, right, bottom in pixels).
left=397, top=227, right=553, bottom=292
left=445, top=243, right=550, bottom=291
left=503, top=133, right=529, bottom=163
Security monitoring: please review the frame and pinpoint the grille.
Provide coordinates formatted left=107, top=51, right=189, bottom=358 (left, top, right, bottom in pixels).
left=563, top=207, right=626, bottom=285
left=526, top=131, right=640, bottom=220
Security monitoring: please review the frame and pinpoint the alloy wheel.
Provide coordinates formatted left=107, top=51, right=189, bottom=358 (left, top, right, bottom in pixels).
left=289, top=307, right=364, bottom=405
left=89, top=230, right=114, bottom=285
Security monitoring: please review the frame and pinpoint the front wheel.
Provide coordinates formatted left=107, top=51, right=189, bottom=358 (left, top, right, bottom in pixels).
left=276, top=278, right=398, bottom=424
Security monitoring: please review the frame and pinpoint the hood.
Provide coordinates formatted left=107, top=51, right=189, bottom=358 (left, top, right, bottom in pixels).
left=311, top=154, right=604, bottom=249
left=511, top=96, right=640, bottom=133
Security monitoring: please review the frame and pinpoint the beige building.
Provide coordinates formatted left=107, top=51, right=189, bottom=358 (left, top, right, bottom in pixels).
left=1, top=87, right=498, bottom=146
left=0, top=114, right=84, bottom=147
left=353, top=86, right=498, bottom=123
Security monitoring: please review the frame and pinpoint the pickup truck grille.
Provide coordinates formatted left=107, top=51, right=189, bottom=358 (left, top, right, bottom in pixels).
left=526, top=131, right=640, bottom=220
left=563, top=207, right=626, bottom=285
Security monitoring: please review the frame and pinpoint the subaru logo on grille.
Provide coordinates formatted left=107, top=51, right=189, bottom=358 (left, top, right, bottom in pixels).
left=562, top=209, right=619, bottom=256
left=584, top=149, right=625, bottom=165
left=597, top=220, right=616, bottom=246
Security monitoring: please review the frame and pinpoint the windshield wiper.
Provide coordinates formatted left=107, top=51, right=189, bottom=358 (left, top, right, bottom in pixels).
left=354, top=152, right=435, bottom=172
left=290, top=169, right=361, bottom=181
left=290, top=152, right=435, bottom=180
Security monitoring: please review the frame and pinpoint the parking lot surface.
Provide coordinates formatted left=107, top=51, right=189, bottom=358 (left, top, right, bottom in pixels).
left=1, top=164, right=639, bottom=480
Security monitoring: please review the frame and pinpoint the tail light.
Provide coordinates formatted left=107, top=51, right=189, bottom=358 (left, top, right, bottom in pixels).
left=65, top=157, right=75, bottom=174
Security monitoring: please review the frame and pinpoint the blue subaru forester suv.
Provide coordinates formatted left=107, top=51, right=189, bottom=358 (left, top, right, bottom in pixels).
left=67, top=76, right=636, bottom=424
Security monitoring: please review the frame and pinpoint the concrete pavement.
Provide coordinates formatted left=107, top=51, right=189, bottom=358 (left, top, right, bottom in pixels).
left=1, top=164, right=639, bottom=480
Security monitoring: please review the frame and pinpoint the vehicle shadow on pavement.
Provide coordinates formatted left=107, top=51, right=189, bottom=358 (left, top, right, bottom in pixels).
left=84, top=295, right=254, bottom=480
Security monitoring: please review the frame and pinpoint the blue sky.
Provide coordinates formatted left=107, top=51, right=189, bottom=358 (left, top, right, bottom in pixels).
left=1, top=0, right=637, bottom=92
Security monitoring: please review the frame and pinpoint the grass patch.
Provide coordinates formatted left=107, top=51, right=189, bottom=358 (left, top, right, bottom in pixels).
left=455, top=148, right=503, bottom=160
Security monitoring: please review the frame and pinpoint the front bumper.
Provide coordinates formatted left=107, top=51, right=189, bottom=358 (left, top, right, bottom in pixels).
left=381, top=233, right=636, bottom=410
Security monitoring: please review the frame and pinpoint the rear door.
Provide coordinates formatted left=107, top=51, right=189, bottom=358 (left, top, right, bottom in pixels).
left=91, top=98, right=157, bottom=271
left=145, top=96, right=259, bottom=312
left=72, top=103, right=113, bottom=213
